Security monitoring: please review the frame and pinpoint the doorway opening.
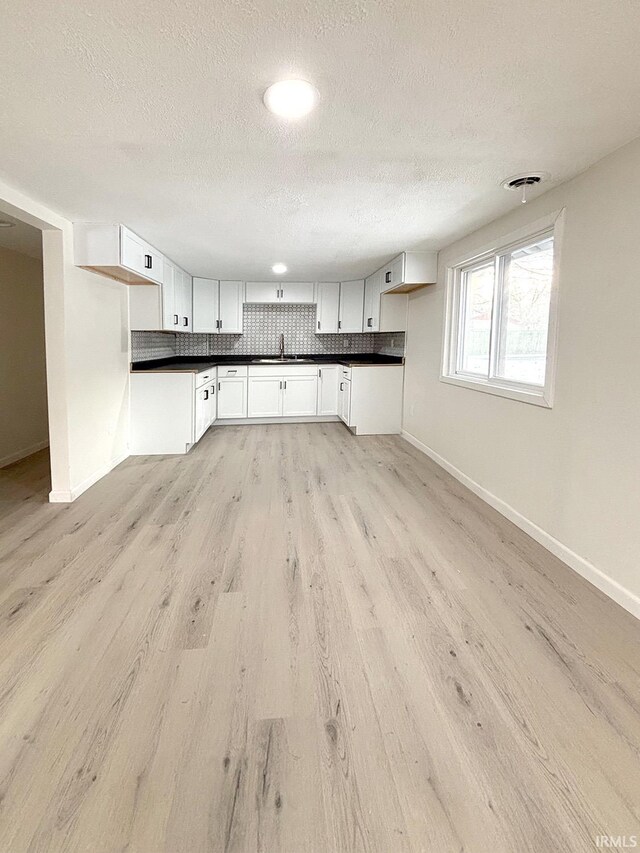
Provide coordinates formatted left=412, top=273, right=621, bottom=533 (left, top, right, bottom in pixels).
left=0, top=211, right=50, bottom=503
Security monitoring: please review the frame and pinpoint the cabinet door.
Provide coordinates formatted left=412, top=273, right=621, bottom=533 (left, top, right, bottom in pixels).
left=380, top=255, right=405, bottom=291
left=282, top=376, right=318, bottom=416
left=364, top=272, right=381, bottom=331
left=245, top=282, right=279, bottom=303
left=217, top=378, right=247, bottom=419
left=175, top=269, right=192, bottom=332
left=218, top=280, right=244, bottom=333
left=161, top=261, right=178, bottom=330
left=339, top=280, right=364, bottom=333
left=317, top=365, right=339, bottom=415
left=281, top=282, right=314, bottom=304
left=316, top=282, right=339, bottom=333
left=120, top=227, right=163, bottom=284
left=339, top=378, right=352, bottom=425
left=195, top=387, right=210, bottom=441
left=208, top=382, right=217, bottom=425
left=248, top=376, right=283, bottom=417
left=192, top=278, right=219, bottom=333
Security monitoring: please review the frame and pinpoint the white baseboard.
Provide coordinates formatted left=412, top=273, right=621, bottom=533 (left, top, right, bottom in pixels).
left=0, top=440, right=49, bottom=469
left=214, top=415, right=340, bottom=426
left=49, top=450, right=129, bottom=504
left=401, top=430, right=640, bottom=621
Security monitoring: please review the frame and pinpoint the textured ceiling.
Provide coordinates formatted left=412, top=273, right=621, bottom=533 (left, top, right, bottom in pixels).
left=2, top=1, right=640, bottom=280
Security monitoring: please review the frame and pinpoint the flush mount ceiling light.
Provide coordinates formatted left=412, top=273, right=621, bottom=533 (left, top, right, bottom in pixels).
left=272, top=263, right=287, bottom=274
left=0, top=220, right=16, bottom=228
left=263, top=79, right=318, bottom=120
left=502, top=172, right=549, bottom=204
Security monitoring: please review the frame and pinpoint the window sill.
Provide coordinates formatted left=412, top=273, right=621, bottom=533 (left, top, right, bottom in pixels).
left=440, top=374, right=553, bottom=408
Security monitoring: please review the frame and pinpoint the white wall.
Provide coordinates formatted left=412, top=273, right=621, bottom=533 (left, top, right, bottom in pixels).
left=0, top=245, right=49, bottom=466
left=403, top=136, right=640, bottom=618
left=0, top=181, right=130, bottom=500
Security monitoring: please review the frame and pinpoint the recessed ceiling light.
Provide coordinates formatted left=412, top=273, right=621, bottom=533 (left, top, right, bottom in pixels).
left=0, top=220, right=16, bottom=228
left=272, top=263, right=287, bottom=274
left=263, top=79, right=318, bottom=120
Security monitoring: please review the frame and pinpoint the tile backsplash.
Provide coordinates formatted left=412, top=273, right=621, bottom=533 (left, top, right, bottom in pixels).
left=131, top=304, right=405, bottom=362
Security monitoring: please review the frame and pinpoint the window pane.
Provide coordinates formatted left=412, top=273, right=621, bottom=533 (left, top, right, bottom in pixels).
left=495, top=236, right=553, bottom=386
left=458, top=262, right=494, bottom=376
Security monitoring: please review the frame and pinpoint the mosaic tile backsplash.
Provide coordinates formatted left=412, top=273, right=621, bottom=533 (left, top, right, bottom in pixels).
left=132, top=304, right=405, bottom=362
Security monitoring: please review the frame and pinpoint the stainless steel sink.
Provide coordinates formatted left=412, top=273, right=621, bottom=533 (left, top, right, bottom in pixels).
left=251, top=357, right=314, bottom=363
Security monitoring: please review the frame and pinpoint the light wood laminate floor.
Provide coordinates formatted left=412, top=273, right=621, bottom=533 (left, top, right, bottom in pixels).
left=0, top=425, right=639, bottom=853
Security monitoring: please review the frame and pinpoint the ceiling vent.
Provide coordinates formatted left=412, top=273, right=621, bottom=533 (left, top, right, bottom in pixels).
left=502, top=172, right=548, bottom=203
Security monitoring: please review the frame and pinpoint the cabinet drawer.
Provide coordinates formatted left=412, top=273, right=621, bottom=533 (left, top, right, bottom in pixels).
left=218, top=365, right=248, bottom=378
left=195, top=369, right=215, bottom=389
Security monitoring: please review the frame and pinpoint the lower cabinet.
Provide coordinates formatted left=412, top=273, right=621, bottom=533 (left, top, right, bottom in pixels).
left=247, top=366, right=318, bottom=418
left=339, top=376, right=352, bottom=426
left=317, top=365, right=340, bottom=415
left=282, top=375, right=317, bottom=416
left=340, top=365, right=403, bottom=435
left=217, top=377, right=248, bottom=419
left=195, top=379, right=216, bottom=441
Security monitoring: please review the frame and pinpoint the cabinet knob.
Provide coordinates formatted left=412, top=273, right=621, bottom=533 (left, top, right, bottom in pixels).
left=385, top=271, right=391, bottom=283
left=174, top=314, right=178, bottom=325
left=183, top=317, right=188, bottom=326
left=204, top=390, right=209, bottom=400
left=144, top=254, right=153, bottom=269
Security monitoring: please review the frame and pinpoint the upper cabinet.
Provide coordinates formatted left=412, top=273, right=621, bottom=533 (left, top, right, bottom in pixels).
left=193, top=279, right=244, bottom=334
left=339, top=280, right=365, bottom=333
left=316, top=280, right=364, bottom=334
left=364, top=271, right=382, bottom=331
left=245, top=282, right=315, bottom=304
left=74, top=224, right=164, bottom=286
left=379, top=251, right=437, bottom=294
left=130, top=258, right=192, bottom=331
left=315, top=282, right=340, bottom=333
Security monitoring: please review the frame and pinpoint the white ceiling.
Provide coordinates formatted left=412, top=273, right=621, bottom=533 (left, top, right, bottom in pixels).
left=0, top=214, right=42, bottom=259
left=2, top=1, right=640, bottom=281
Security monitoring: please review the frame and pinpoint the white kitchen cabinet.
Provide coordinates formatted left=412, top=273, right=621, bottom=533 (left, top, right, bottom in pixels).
left=317, top=365, right=340, bottom=415
left=193, top=279, right=244, bottom=334
left=339, top=374, right=352, bottom=425
left=217, top=367, right=248, bottom=419
left=341, top=365, right=403, bottom=435
left=363, top=271, right=382, bottom=332
left=130, top=258, right=191, bottom=332
left=219, top=281, right=244, bottom=333
left=245, top=281, right=280, bottom=304
left=248, top=376, right=283, bottom=417
left=247, top=365, right=319, bottom=419
left=162, top=261, right=177, bottom=330
left=245, top=281, right=314, bottom=304
left=75, top=223, right=165, bottom=286
left=130, top=365, right=215, bottom=454
left=315, top=282, right=340, bottom=333
left=378, top=251, right=437, bottom=294
left=175, top=268, right=192, bottom=332
left=195, top=385, right=211, bottom=442
left=339, top=280, right=364, bottom=333
left=281, top=282, right=314, bottom=303
left=192, top=277, right=219, bottom=333
left=282, top=375, right=318, bottom=416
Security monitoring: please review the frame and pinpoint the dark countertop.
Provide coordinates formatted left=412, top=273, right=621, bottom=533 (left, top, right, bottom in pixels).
left=131, top=353, right=404, bottom=373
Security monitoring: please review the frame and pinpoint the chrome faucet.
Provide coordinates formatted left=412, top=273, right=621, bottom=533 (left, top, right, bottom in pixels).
left=279, top=333, right=285, bottom=359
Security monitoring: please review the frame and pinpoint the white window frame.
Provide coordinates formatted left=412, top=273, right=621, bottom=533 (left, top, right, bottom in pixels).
left=441, top=209, right=564, bottom=408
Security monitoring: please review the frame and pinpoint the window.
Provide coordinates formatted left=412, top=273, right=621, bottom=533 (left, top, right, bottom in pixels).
left=442, top=219, right=560, bottom=407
